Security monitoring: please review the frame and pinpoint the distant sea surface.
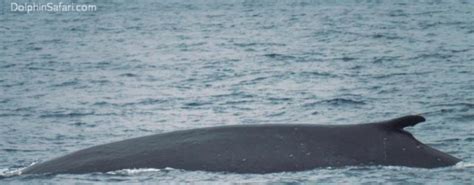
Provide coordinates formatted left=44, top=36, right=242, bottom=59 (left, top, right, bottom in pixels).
left=1, top=0, right=473, bottom=184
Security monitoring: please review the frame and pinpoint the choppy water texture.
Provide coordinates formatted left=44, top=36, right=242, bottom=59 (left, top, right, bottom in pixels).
left=1, top=0, right=473, bottom=184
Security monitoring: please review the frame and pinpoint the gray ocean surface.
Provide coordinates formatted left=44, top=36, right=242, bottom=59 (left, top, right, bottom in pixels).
left=0, top=0, right=473, bottom=184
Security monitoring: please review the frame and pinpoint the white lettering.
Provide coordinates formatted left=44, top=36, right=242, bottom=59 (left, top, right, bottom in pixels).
left=46, top=3, right=53, bottom=11
left=9, top=2, right=97, bottom=13
left=10, top=3, right=18, bottom=11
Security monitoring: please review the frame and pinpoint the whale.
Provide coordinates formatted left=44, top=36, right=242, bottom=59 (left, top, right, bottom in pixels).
left=23, top=115, right=460, bottom=174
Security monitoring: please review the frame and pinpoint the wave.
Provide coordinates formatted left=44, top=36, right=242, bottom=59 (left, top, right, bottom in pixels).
left=429, top=103, right=474, bottom=108
left=234, top=42, right=286, bottom=47
left=39, top=111, right=96, bottom=118
left=222, top=100, right=255, bottom=105
left=183, top=101, right=213, bottom=107
left=372, top=71, right=432, bottom=79
left=264, top=53, right=297, bottom=61
left=93, top=98, right=170, bottom=107
left=119, top=73, right=138, bottom=77
left=303, top=98, right=366, bottom=108
left=50, top=80, right=80, bottom=88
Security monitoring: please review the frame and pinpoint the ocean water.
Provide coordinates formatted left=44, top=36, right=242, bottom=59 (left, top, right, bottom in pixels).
left=0, top=0, right=473, bottom=184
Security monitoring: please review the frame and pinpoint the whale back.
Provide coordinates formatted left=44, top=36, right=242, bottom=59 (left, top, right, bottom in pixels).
left=22, top=115, right=460, bottom=174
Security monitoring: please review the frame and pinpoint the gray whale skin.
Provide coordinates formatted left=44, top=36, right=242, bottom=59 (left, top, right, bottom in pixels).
left=23, top=115, right=460, bottom=174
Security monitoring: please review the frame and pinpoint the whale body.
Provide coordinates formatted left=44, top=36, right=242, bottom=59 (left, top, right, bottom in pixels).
left=23, top=115, right=460, bottom=174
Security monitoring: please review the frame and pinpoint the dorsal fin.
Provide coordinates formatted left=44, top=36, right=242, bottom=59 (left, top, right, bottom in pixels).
left=382, top=115, right=425, bottom=130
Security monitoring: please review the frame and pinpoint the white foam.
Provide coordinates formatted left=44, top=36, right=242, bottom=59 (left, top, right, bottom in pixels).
left=454, top=161, right=474, bottom=168
left=106, top=167, right=173, bottom=175
left=0, top=161, right=37, bottom=177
